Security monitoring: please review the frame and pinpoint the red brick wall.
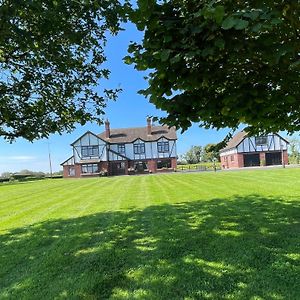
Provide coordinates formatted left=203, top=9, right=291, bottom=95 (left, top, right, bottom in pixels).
left=171, top=158, right=177, bottom=169
left=221, top=150, right=289, bottom=169
left=63, top=165, right=78, bottom=178
left=147, top=160, right=157, bottom=173
left=75, top=164, right=81, bottom=177
left=283, top=150, right=289, bottom=165
left=63, top=166, right=69, bottom=178
left=100, top=162, right=108, bottom=172
left=259, top=152, right=266, bottom=166
left=221, top=153, right=242, bottom=169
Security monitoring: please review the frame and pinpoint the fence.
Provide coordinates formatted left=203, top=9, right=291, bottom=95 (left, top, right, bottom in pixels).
left=177, top=164, right=221, bottom=172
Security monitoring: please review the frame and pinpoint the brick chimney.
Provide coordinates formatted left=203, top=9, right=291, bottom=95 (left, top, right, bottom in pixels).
left=147, top=117, right=152, bottom=135
left=105, top=119, right=110, bottom=138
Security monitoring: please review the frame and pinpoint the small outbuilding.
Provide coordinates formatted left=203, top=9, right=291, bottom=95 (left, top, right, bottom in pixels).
left=220, top=131, right=289, bottom=169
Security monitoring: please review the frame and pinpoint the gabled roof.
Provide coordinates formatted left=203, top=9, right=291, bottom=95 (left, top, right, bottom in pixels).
left=220, top=131, right=248, bottom=152
left=60, top=156, right=74, bottom=166
left=98, top=125, right=177, bottom=144
left=70, top=131, right=106, bottom=146
left=220, top=130, right=290, bottom=153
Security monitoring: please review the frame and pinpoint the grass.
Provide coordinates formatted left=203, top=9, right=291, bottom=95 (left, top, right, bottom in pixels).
left=0, top=168, right=299, bottom=299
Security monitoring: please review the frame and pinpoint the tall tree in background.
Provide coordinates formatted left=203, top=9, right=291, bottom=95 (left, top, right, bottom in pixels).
left=288, top=138, right=300, bottom=164
left=203, top=143, right=220, bottom=162
left=126, top=1, right=299, bottom=135
left=0, top=0, right=126, bottom=141
left=183, top=145, right=204, bottom=164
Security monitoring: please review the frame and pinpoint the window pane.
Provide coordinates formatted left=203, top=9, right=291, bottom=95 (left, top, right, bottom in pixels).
left=81, top=146, right=99, bottom=157
left=255, top=137, right=267, bottom=146
left=134, top=143, right=145, bottom=154
left=81, top=164, right=98, bottom=173
left=158, top=141, right=169, bottom=153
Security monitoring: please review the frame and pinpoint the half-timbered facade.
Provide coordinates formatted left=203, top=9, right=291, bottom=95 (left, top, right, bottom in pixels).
left=220, top=131, right=289, bottom=169
left=61, top=118, right=177, bottom=177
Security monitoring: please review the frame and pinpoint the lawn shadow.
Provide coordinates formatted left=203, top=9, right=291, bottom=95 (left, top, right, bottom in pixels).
left=0, top=195, right=299, bottom=299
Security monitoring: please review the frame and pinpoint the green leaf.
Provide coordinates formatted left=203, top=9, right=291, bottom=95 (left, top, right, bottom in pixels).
left=164, top=35, right=172, bottom=43
left=123, top=56, right=133, bottom=65
left=234, top=19, right=249, bottom=30
left=214, top=38, right=225, bottom=49
left=222, top=17, right=236, bottom=30
left=161, top=50, right=171, bottom=62
left=214, top=5, right=225, bottom=24
left=251, top=23, right=262, bottom=32
left=170, top=55, right=181, bottom=64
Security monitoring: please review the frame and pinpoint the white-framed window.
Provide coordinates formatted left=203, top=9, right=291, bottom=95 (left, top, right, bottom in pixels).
left=81, top=145, right=99, bottom=157
left=118, top=144, right=125, bottom=154
left=68, top=167, right=75, bottom=176
left=255, top=136, right=267, bottom=146
left=134, top=143, right=145, bottom=154
left=81, top=164, right=99, bottom=174
left=157, top=141, right=169, bottom=153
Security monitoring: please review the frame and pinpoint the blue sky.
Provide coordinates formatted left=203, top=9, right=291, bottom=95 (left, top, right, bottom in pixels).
left=0, top=23, right=291, bottom=173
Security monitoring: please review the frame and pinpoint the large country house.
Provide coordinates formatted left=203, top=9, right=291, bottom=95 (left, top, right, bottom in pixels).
left=220, top=131, right=289, bottom=169
left=61, top=118, right=177, bottom=177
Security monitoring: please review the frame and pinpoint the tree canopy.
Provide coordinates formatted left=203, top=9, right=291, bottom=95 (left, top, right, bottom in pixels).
left=126, top=0, right=300, bottom=135
left=0, top=0, right=126, bottom=141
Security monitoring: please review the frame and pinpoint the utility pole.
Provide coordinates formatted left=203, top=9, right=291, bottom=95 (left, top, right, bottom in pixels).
left=281, top=143, right=285, bottom=168
left=48, top=141, right=53, bottom=178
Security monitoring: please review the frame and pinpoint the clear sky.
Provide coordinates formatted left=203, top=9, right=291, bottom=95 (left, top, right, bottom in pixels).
left=0, top=23, right=292, bottom=174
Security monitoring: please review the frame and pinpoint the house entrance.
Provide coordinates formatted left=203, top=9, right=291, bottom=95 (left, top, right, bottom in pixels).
left=266, top=152, right=282, bottom=166
left=109, top=162, right=126, bottom=176
left=243, top=154, right=260, bottom=167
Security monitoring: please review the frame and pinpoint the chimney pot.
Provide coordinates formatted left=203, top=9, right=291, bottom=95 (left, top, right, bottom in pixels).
left=105, top=119, right=110, bottom=138
left=147, top=117, right=152, bottom=135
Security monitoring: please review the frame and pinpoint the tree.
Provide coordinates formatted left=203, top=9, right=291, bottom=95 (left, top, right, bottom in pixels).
left=0, top=0, right=126, bottom=141
left=126, top=1, right=300, bottom=135
left=203, top=143, right=220, bottom=162
left=288, top=138, right=300, bottom=164
left=183, top=145, right=204, bottom=164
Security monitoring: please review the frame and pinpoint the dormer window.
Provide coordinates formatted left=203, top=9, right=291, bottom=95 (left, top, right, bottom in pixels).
left=118, top=144, right=125, bottom=154
left=157, top=141, right=169, bottom=153
left=81, top=145, right=99, bottom=157
left=255, top=136, right=267, bottom=146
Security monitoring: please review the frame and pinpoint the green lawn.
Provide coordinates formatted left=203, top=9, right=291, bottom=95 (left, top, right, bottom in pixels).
left=0, top=169, right=299, bottom=299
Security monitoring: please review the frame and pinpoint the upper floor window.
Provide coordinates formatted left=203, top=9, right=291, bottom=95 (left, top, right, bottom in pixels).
left=81, top=164, right=98, bottom=173
left=134, top=143, right=145, bottom=154
left=157, top=141, right=169, bottom=153
left=255, top=136, right=267, bottom=146
left=81, top=145, right=99, bottom=157
left=118, top=144, right=125, bottom=154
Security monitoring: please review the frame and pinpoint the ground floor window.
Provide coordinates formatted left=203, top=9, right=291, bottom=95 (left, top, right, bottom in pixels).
left=134, top=161, right=148, bottom=172
left=68, top=167, right=75, bottom=176
left=157, top=159, right=171, bottom=169
left=81, top=164, right=99, bottom=174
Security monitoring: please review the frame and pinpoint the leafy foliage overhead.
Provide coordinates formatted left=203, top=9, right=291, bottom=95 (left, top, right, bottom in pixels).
left=0, top=0, right=126, bottom=141
left=126, top=0, right=300, bottom=135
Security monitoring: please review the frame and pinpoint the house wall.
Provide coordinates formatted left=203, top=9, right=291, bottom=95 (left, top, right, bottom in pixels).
left=220, top=148, right=238, bottom=157
left=283, top=150, right=289, bottom=165
left=221, top=153, right=244, bottom=169
left=221, top=150, right=289, bottom=169
left=236, top=134, right=288, bottom=153
left=62, top=130, right=178, bottom=177
left=72, top=132, right=107, bottom=163
left=108, top=137, right=176, bottom=161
